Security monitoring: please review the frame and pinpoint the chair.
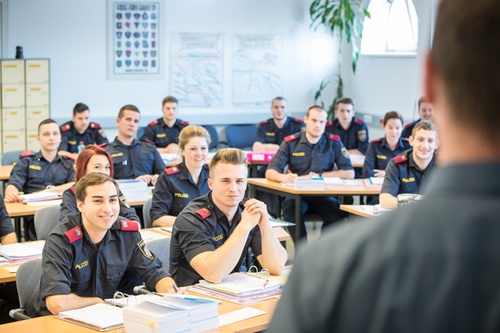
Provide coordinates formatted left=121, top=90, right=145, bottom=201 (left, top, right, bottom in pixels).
left=9, top=258, right=43, bottom=320
left=142, top=196, right=153, bottom=229
left=201, top=125, right=219, bottom=151
left=224, top=124, right=257, bottom=150
left=1, top=150, right=31, bottom=165
left=146, top=237, right=171, bottom=267
left=34, top=205, right=61, bottom=240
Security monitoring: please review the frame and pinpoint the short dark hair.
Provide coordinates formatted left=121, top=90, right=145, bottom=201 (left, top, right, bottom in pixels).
left=431, top=0, right=500, bottom=141
left=118, top=104, right=140, bottom=119
left=38, top=118, right=59, bottom=134
left=162, top=96, right=178, bottom=106
left=73, top=103, right=89, bottom=116
left=306, top=105, right=327, bottom=117
left=75, top=172, right=118, bottom=202
left=272, top=96, right=287, bottom=104
left=417, top=96, right=429, bottom=109
left=335, top=97, right=355, bottom=109
left=383, top=111, right=404, bottom=126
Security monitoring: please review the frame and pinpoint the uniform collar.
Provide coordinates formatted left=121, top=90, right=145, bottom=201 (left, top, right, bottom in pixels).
left=208, top=192, right=243, bottom=228
left=408, top=149, right=436, bottom=172
left=381, top=137, right=406, bottom=150
left=112, top=137, right=140, bottom=148
left=34, top=151, right=63, bottom=163
left=298, top=132, right=326, bottom=146
left=178, top=163, right=209, bottom=183
left=159, top=117, right=181, bottom=129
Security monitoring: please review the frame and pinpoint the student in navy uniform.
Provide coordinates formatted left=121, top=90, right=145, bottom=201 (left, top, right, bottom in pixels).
left=60, top=145, right=139, bottom=224
left=58, top=103, right=108, bottom=160
left=104, top=104, right=165, bottom=185
left=252, top=97, right=305, bottom=153
left=0, top=195, right=18, bottom=324
left=401, top=96, right=434, bottom=138
left=151, top=126, right=211, bottom=227
left=380, top=120, right=438, bottom=209
left=266, top=106, right=354, bottom=240
left=140, top=96, right=189, bottom=156
left=5, top=119, right=75, bottom=203
left=170, top=148, right=287, bottom=287
left=34, top=173, right=177, bottom=317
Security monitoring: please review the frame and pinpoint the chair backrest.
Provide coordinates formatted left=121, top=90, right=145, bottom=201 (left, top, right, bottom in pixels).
left=137, top=126, right=145, bottom=140
left=16, top=258, right=43, bottom=318
left=34, top=205, right=61, bottom=240
left=142, top=196, right=153, bottom=229
left=201, top=125, right=219, bottom=151
left=1, top=150, right=27, bottom=165
left=146, top=237, right=171, bottom=267
left=225, top=124, right=257, bottom=150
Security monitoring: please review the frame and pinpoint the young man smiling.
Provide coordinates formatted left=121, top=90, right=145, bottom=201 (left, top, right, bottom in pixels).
left=379, top=120, right=438, bottom=209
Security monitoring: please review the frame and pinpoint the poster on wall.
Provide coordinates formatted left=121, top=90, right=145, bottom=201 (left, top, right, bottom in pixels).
left=232, top=34, right=283, bottom=107
left=107, top=0, right=164, bottom=80
left=170, top=32, right=224, bottom=108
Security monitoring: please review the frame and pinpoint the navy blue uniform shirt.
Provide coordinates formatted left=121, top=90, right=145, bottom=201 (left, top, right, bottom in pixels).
left=104, top=138, right=165, bottom=180
left=0, top=196, right=14, bottom=238
left=140, top=118, right=189, bottom=148
left=325, top=117, right=369, bottom=154
left=255, top=116, right=305, bottom=145
left=59, top=121, right=108, bottom=153
left=35, top=214, right=170, bottom=316
left=7, top=151, right=75, bottom=194
left=268, top=132, right=353, bottom=176
left=381, top=149, right=436, bottom=197
left=401, top=119, right=420, bottom=139
left=362, top=137, right=411, bottom=178
left=150, top=163, right=210, bottom=222
left=170, top=192, right=262, bottom=287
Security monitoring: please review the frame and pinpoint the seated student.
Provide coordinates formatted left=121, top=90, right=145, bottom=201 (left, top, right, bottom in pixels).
left=60, top=145, right=140, bottom=224
left=266, top=106, right=354, bottom=240
left=401, top=96, right=434, bottom=139
left=104, top=104, right=165, bottom=185
left=170, top=148, right=287, bottom=287
left=140, top=96, right=189, bottom=155
left=34, top=173, right=177, bottom=316
left=151, top=125, right=211, bottom=227
left=58, top=103, right=109, bottom=160
left=5, top=119, right=75, bottom=203
left=380, top=120, right=438, bottom=209
left=0, top=196, right=18, bottom=324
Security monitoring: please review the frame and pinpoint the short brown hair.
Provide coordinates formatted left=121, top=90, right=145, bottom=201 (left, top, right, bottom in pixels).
left=73, top=103, right=89, bottom=116
left=209, top=148, right=247, bottom=178
left=118, top=104, right=140, bottom=119
left=306, top=105, right=326, bottom=117
left=162, top=96, right=178, bottom=106
left=335, top=97, right=355, bottom=109
left=412, top=120, right=437, bottom=138
left=431, top=0, right=500, bottom=141
left=38, top=119, right=59, bottom=135
left=383, top=111, right=404, bottom=126
left=75, top=172, right=118, bottom=202
left=417, top=96, right=430, bottom=109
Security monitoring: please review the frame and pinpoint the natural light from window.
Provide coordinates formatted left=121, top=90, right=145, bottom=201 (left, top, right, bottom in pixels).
left=361, top=0, right=418, bottom=55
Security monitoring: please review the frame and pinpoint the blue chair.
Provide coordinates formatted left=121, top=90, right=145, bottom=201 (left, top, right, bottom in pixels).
left=201, top=125, right=219, bottom=151
left=2, top=150, right=32, bottom=165
left=224, top=124, right=257, bottom=150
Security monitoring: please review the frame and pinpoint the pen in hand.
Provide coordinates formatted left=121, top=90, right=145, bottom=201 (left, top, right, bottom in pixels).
left=172, top=283, right=179, bottom=293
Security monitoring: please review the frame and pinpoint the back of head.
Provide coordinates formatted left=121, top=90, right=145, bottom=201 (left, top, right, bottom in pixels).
left=75, top=145, right=114, bottom=181
left=209, top=148, right=247, bottom=177
left=432, top=0, right=500, bottom=141
left=76, top=172, right=117, bottom=202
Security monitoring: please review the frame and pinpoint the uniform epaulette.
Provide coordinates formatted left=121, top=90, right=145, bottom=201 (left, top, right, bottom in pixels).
left=61, top=124, right=71, bottom=132
left=89, top=122, right=101, bottom=129
left=354, top=117, right=364, bottom=125
left=404, top=123, right=413, bottom=129
left=98, top=142, right=108, bottom=147
left=143, top=139, right=155, bottom=145
left=70, top=185, right=76, bottom=194
left=292, top=117, right=304, bottom=124
left=65, top=226, right=83, bottom=243
left=180, top=120, right=189, bottom=126
left=20, top=149, right=33, bottom=158
left=327, top=134, right=340, bottom=142
left=196, top=208, right=211, bottom=219
left=394, top=154, right=408, bottom=164
left=165, top=166, right=180, bottom=175
left=149, top=119, right=159, bottom=127
left=120, top=220, right=139, bottom=231
left=371, top=138, right=383, bottom=143
left=402, top=138, right=409, bottom=142
left=326, top=120, right=333, bottom=127
left=284, top=133, right=299, bottom=142
left=259, top=120, right=268, bottom=125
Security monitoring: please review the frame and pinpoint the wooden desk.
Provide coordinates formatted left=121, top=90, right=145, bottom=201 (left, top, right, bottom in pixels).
left=247, top=178, right=381, bottom=243
left=0, top=165, right=13, bottom=181
left=0, top=296, right=278, bottom=333
left=340, top=204, right=392, bottom=219
left=0, top=264, right=17, bottom=283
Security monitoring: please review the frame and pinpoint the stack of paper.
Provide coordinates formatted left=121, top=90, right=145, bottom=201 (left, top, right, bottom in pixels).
left=197, top=272, right=281, bottom=296
left=294, top=177, right=325, bottom=190
left=123, top=295, right=219, bottom=333
left=19, top=192, right=61, bottom=203
left=57, top=303, right=124, bottom=331
left=160, top=153, right=179, bottom=165
left=0, top=241, right=45, bottom=260
left=364, top=177, right=384, bottom=186
left=116, top=179, right=148, bottom=202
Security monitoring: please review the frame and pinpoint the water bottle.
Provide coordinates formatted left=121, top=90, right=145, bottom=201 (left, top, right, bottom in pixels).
left=78, top=141, right=85, bottom=153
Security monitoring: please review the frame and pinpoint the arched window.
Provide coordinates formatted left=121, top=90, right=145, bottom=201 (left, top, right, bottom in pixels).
left=361, top=0, right=418, bottom=55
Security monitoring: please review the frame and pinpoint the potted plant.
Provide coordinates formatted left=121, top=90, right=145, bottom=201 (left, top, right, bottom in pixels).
left=309, top=0, right=370, bottom=117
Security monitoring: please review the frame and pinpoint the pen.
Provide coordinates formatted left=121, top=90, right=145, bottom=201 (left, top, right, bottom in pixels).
left=172, top=283, right=179, bottom=293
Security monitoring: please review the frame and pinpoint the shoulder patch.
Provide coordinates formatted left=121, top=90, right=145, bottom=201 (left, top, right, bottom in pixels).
left=402, top=138, right=409, bottom=142
left=20, top=149, right=33, bottom=158
left=354, top=117, right=364, bottom=125
left=394, top=154, right=408, bottom=164
left=292, top=118, right=304, bottom=124
left=89, top=122, right=101, bottom=129
left=196, top=207, right=211, bottom=219
left=148, top=119, right=159, bottom=127
left=98, top=142, right=108, bottom=147
left=326, top=120, right=333, bottom=127
left=259, top=120, right=268, bottom=125
left=327, top=134, right=340, bottom=141
left=284, top=134, right=299, bottom=142
left=404, top=123, right=414, bottom=129
left=64, top=226, right=83, bottom=243
left=61, top=124, right=71, bottom=132
left=120, top=220, right=139, bottom=231
left=165, top=166, right=180, bottom=175
left=180, top=120, right=189, bottom=126
left=370, top=138, right=383, bottom=143
left=70, top=185, right=76, bottom=194
left=143, top=139, right=155, bottom=145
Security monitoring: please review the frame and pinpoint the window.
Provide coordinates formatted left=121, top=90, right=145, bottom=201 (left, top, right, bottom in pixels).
left=361, top=0, right=418, bottom=56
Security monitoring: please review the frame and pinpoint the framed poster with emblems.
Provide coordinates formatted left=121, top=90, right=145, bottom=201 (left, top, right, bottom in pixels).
left=107, top=0, right=163, bottom=80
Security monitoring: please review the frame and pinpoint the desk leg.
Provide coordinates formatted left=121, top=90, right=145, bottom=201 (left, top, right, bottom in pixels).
left=295, top=195, right=302, bottom=245
left=14, top=217, right=22, bottom=242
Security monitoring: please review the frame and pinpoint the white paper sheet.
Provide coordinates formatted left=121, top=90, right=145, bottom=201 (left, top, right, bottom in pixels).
left=218, top=307, right=267, bottom=327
